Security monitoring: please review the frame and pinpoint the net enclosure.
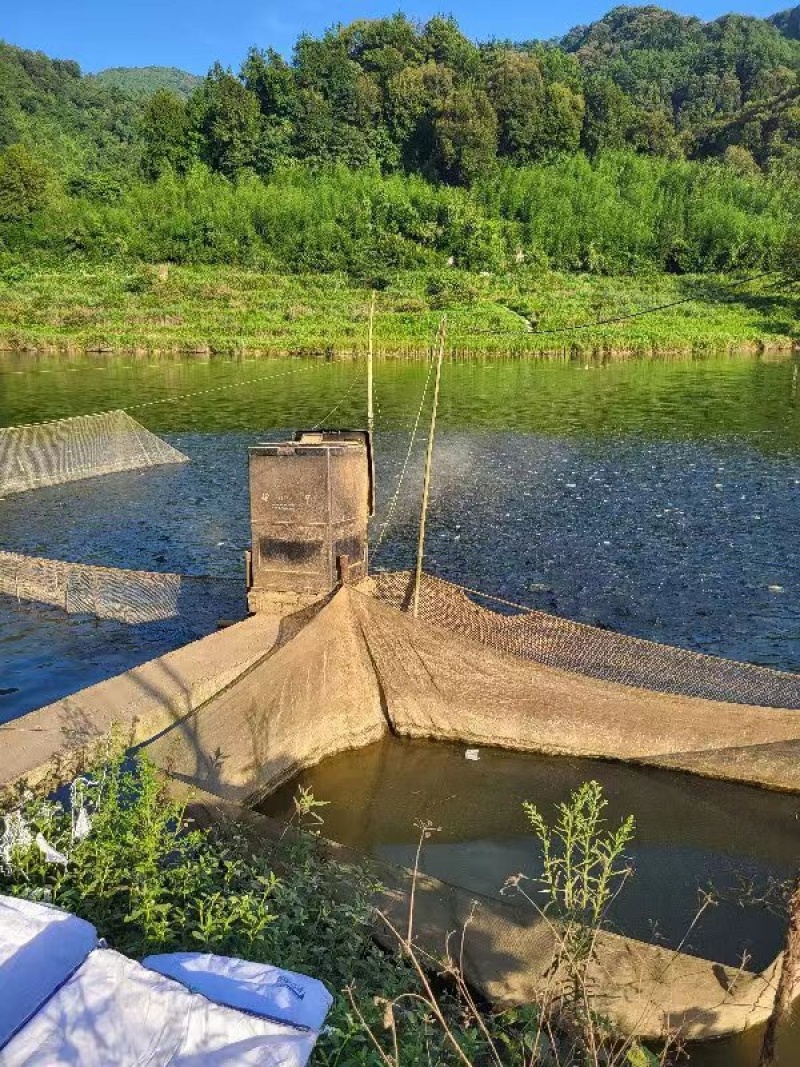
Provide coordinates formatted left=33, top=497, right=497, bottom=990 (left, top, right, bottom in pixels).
left=138, top=582, right=800, bottom=1038
left=0, top=550, right=244, bottom=628
left=370, top=571, right=800, bottom=709
left=0, top=410, right=187, bottom=496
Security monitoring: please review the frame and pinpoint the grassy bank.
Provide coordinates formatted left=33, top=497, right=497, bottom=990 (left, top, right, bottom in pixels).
left=0, top=262, right=796, bottom=358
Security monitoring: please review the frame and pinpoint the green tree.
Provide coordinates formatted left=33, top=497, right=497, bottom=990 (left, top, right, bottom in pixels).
left=431, top=87, right=498, bottom=185
left=241, top=47, right=297, bottom=119
left=240, top=48, right=298, bottom=174
left=422, top=15, right=481, bottom=80
left=340, top=15, right=424, bottom=87
left=542, top=83, right=585, bottom=158
left=630, top=106, right=681, bottom=157
left=139, top=88, right=191, bottom=178
left=386, top=61, right=452, bottom=169
left=0, top=143, right=52, bottom=221
left=489, top=51, right=548, bottom=163
left=189, top=64, right=261, bottom=177
left=582, top=76, right=635, bottom=156
left=724, top=143, right=761, bottom=175
left=292, top=30, right=388, bottom=167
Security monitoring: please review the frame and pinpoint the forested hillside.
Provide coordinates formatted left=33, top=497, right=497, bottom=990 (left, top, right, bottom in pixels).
left=770, top=6, right=800, bottom=39
left=0, top=5, right=797, bottom=277
left=92, top=67, right=201, bottom=99
left=0, top=41, right=139, bottom=177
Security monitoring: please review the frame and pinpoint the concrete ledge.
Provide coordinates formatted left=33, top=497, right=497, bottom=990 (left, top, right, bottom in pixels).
left=0, top=613, right=280, bottom=802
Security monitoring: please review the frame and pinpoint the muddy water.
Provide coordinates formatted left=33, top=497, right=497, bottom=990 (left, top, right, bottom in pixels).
left=260, top=736, right=800, bottom=1066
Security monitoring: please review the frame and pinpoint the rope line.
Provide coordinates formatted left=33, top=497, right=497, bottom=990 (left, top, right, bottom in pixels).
left=127, top=361, right=328, bottom=412
left=372, top=354, right=437, bottom=559
left=310, top=370, right=366, bottom=431
left=0, top=360, right=331, bottom=431
left=434, top=578, right=537, bottom=615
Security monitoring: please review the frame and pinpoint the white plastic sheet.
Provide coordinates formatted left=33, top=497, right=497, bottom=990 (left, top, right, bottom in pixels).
left=0, top=895, right=329, bottom=1066
left=0, top=895, right=97, bottom=1050
left=1, top=948, right=319, bottom=1066
left=143, top=952, right=333, bottom=1032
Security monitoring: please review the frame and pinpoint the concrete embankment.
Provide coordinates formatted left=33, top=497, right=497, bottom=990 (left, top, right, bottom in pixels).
left=0, top=611, right=280, bottom=802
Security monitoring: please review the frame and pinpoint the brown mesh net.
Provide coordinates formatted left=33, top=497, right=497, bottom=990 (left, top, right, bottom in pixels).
left=0, top=410, right=187, bottom=496
left=0, top=550, right=244, bottom=627
left=368, top=570, right=800, bottom=709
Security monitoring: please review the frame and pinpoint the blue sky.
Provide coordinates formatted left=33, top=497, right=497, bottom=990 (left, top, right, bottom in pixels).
left=0, top=1, right=789, bottom=74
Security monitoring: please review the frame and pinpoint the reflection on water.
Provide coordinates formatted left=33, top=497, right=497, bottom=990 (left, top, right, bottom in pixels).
left=260, top=736, right=800, bottom=1067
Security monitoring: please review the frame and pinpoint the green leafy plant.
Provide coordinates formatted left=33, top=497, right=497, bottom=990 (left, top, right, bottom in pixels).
left=522, top=780, right=635, bottom=999
left=1, top=752, right=279, bottom=956
left=523, top=780, right=636, bottom=930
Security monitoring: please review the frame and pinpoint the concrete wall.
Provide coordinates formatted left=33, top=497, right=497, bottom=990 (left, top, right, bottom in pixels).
left=0, top=613, right=280, bottom=803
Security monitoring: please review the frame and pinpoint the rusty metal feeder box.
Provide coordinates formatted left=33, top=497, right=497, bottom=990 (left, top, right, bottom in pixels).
left=247, top=430, right=375, bottom=614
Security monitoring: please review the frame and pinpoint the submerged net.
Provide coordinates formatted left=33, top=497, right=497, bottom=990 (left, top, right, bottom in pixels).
left=0, top=550, right=244, bottom=628
left=369, top=571, right=800, bottom=709
left=0, top=410, right=188, bottom=496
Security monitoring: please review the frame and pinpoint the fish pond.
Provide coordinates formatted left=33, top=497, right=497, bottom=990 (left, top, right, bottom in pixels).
left=260, top=734, right=800, bottom=1066
left=1, top=350, right=799, bottom=1063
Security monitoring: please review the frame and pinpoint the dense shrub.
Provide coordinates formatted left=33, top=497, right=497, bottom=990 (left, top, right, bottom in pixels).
left=477, top=152, right=794, bottom=273
left=2, top=153, right=794, bottom=276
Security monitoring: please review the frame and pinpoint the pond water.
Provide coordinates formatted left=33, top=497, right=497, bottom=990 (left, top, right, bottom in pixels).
left=1, top=351, right=798, bottom=721
left=1, top=350, right=799, bottom=1063
left=261, top=736, right=800, bottom=971
left=260, top=735, right=800, bottom=1066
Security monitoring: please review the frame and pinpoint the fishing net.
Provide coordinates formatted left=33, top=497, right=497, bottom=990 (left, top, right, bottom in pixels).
left=368, top=571, right=800, bottom=709
left=0, top=410, right=187, bottom=496
left=0, top=551, right=244, bottom=628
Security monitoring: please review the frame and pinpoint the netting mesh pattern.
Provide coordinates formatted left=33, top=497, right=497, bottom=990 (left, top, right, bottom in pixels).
left=369, top=571, right=800, bottom=709
left=0, top=410, right=188, bottom=495
left=0, top=550, right=244, bottom=627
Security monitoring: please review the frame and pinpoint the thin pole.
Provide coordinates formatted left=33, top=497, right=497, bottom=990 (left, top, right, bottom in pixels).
left=367, top=291, right=376, bottom=435
left=412, top=316, right=446, bottom=618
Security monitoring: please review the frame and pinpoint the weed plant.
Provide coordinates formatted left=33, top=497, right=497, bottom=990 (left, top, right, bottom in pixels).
left=0, top=753, right=672, bottom=1065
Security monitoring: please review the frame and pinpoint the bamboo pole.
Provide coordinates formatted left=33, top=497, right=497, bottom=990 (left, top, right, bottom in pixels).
left=367, top=291, right=376, bottom=435
left=412, top=316, right=446, bottom=618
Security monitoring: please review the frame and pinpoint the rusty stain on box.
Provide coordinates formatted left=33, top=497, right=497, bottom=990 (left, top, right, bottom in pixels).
left=247, top=430, right=373, bottom=612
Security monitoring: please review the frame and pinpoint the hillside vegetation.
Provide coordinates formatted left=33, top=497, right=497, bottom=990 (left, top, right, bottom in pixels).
left=770, top=6, right=800, bottom=39
left=0, top=6, right=797, bottom=354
